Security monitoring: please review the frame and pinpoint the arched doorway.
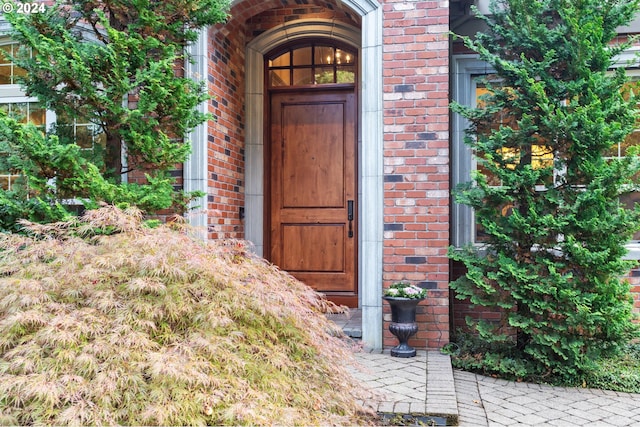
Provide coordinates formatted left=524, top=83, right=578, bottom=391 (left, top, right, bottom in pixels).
left=266, top=41, right=358, bottom=307
left=241, top=6, right=384, bottom=349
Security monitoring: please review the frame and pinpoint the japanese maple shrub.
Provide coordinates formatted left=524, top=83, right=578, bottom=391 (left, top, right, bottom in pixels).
left=449, top=0, right=640, bottom=380
left=0, top=206, right=373, bottom=425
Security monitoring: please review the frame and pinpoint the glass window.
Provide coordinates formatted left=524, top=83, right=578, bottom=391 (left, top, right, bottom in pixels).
left=607, top=76, right=640, bottom=239
left=292, top=46, right=312, bottom=66
left=55, top=107, right=106, bottom=166
left=0, top=43, right=33, bottom=85
left=266, top=42, right=356, bottom=87
left=474, top=81, right=553, bottom=190
left=0, top=102, right=45, bottom=127
left=0, top=102, right=46, bottom=191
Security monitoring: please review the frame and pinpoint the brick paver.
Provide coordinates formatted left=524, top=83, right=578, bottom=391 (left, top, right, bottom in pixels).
left=351, top=350, right=459, bottom=425
left=456, top=372, right=640, bottom=426
left=337, top=315, right=640, bottom=426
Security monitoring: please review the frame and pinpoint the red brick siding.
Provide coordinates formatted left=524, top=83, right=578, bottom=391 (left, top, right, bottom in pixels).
left=205, top=6, right=258, bottom=240
left=382, top=1, right=450, bottom=349
left=624, top=265, right=640, bottom=320
left=206, top=23, right=246, bottom=239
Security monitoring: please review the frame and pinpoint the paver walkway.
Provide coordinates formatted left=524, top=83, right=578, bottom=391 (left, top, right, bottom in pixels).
left=454, top=370, right=640, bottom=426
left=351, top=351, right=458, bottom=425
left=333, top=311, right=640, bottom=426
left=353, top=350, right=640, bottom=426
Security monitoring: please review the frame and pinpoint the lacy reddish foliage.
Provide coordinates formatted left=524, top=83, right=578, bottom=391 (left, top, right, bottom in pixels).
left=0, top=206, right=373, bottom=426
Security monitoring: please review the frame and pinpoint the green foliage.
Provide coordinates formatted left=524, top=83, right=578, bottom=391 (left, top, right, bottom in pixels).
left=0, top=206, right=374, bottom=426
left=447, top=333, right=640, bottom=393
left=449, top=0, right=640, bottom=381
left=445, top=332, right=546, bottom=381
left=579, top=343, right=640, bottom=393
left=0, top=0, right=229, bottom=231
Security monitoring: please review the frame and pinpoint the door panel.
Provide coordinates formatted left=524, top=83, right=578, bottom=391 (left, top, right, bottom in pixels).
left=269, top=90, right=357, bottom=306
left=282, top=103, right=344, bottom=208
left=281, top=224, right=344, bottom=272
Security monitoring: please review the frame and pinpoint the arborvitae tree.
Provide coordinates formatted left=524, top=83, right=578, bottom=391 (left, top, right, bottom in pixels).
left=0, top=0, right=229, bottom=229
left=450, top=0, right=640, bottom=379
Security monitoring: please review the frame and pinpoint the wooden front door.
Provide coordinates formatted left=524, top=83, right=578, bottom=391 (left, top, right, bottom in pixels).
left=269, top=89, right=357, bottom=307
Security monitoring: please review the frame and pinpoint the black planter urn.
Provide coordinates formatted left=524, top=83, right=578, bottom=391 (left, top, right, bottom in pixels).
left=383, top=296, right=424, bottom=358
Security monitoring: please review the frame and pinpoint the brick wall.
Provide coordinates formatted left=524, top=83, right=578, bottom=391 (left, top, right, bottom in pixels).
left=382, top=1, right=450, bottom=349
left=206, top=23, right=246, bottom=240
left=625, top=265, right=640, bottom=319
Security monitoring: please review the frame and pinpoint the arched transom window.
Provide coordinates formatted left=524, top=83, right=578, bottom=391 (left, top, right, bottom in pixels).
left=267, top=42, right=356, bottom=87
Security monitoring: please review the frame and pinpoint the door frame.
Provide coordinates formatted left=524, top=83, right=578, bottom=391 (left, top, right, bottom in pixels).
left=242, top=14, right=384, bottom=350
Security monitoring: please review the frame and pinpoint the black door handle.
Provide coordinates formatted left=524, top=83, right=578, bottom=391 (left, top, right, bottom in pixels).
left=347, top=200, right=354, bottom=238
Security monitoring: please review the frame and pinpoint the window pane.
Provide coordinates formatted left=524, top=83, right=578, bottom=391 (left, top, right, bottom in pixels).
left=269, top=51, right=289, bottom=67
left=13, top=103, right=28, bottom=122
left=0, top=65, right=10, bottom=84
left=335, top=49, right=354, bottom=65
left=315, top=46, right=334, bottom=65
left=337, top=66, right=355, bottom=83
left=76, top=125, right=93, bottom=148
left=315, top=67, right=334, bottom=84
left=0, top=45, right=11, bottom=65
left=292, top=46, right=312, bottom=66
left=270, top=69, right=289, bottom=87
left=293, top=68, right=313, bottom=85
left=12, top=65, right=26, bottom=83
left=29, top=106, right=45, bottom=126
left=621, top=192, right=640, bottom=240
left=0, top=44, right=29, bottom=84
left=531, top=144, right=554, bottom=170
left=621, top=130, right=640, bottom=156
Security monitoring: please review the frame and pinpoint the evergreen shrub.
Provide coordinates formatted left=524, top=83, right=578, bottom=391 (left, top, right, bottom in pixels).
left=449, top=0, right=640, bottom=380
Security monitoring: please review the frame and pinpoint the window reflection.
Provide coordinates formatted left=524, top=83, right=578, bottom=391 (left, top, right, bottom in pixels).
left=267, top=43, right=356, bottom=87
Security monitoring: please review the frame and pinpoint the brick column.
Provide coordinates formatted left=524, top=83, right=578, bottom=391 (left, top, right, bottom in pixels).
left=382, top=0, right=450, bottom=349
